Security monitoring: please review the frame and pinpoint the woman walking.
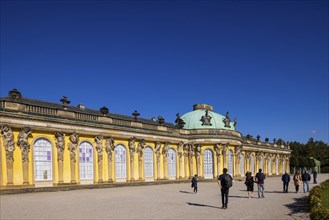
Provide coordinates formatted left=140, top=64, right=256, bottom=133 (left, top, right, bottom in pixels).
left=245, top=171, right=254, bottom=198
left=293, top=171, right=301, bottom=193
left=191, top=174, right=198, bottom=194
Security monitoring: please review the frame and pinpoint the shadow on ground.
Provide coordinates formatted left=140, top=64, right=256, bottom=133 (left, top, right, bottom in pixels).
left=284, top=195, right=309, bottom=217
left=179, top=190, right=194, bottom=194
left=186, top=202, right=220, bottom=209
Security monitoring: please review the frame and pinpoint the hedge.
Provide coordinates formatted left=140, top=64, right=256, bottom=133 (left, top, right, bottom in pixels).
left=309, top=179, right=329, bottom=220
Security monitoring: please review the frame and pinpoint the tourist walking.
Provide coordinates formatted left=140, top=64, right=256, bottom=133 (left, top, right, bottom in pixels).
left=255, top=168, right=265, bottom=198
left=245, top=171, right=254, bottom=198
left=218, top=168, right=233, bottom=209
left=281, top=172, right=290, bottom=193
left=191, top=174, right=198, bottom=194
left=293, top=171, right=301, bottom=193
left=313, top=170, right=318, bottom=184
left=302, top=170, right=311, bottom=193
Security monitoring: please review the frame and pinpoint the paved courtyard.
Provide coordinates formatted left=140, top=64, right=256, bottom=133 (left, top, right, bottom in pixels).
left=1, top=174, right=328, bottom=219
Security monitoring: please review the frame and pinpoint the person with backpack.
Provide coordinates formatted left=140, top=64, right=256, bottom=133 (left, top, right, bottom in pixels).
left=245, top=171, right=254, bottom=198
left=281, top=172, right=290, bottom=193
left=218, top=168, right=233, bottom=209
left=255, top=168, right=265, bottom=198
left=191, top=174, right=198, bottom=194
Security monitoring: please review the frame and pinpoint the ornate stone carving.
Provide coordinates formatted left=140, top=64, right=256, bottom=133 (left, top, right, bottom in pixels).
left=68, top=132, right=79, bottom=162
left=95, top=135, right=103, bottom=162
left=129, top=137, right=136, bottom=162
left=55, top=132, right=65, bottom=162
left=162, top=142, right=169, bottom=158
left=195, top=144, right=201, bottom=161
left=201, top=110, right=212, bottom=126
left=99, top=106, right=109, bottom=115
left=8, top=89, right=22, bottom=100
left=60, top=96, right=71, bottom=109
left=158, top=116, right=165, bottom=125
left=214, top=143, right=222, bottom=157
left=223, top=112, right=231, bottom=128
left=175, top=113, right=185, bottom=129
left=234, top=145, right=242, bottom=156
left=233, top=117, right=237, bottom=129
left=1, top=125, right=15, bottom=161
left=137, top=139, right=145, bottom=161
left=183, top=144, right=189, bottom=158
left=155, top=141, right=161, bottom=162
left=105, top=136, right=115, bottom=159
left=132, top=110, right=140, bottom=121
left=17, top=127, right=32, bottom=163
left=178, top=141, right=184, bottom=158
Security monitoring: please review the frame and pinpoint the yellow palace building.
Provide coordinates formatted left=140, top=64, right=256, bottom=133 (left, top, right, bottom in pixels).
left=0, top=89, right=291, bottom=188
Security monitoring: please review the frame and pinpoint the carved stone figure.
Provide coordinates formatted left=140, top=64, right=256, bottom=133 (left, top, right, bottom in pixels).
left=223, top=112, right=231, bottom=128
left=132, top=110, right=140, bottom=120
left=17, top=127, right=32, bottom=163
left=1, top=125, right=15, bottom=161
left=95, top=135, right=103, bottom=162
left=233, top=117, right=237, bottom=128
left=201, top=110, right=212, bottom=126
left=158, top=116, right=165, bottom=125
left=137, top=139, right=145, bottom=161
left=178, top=141, right=184, bottom=158
left=195, top=144, right=201, bottom=160
left=8, top=89, right=22, bottom=100
left=214, top=143, right=222, bottom=157
left=68, top=132, right=79, bottom=162
left=175, top=113, right=185, bottom=129
left=183, top=144, right=189, bottom=158
left=60, top=96, right=71, bottom=109
left=105, top=136, right=115, bottom=159
left=55, top=132, right=65, bottom=162
left=155, top=141, right=161, bottom=161
left=162, top=142, right=169, bottom=158
left=129, top=137, right=136, bottom=162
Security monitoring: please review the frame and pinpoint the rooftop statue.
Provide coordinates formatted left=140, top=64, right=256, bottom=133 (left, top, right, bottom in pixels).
left=201, top=110, right=212, bottom=126
left=223, top=112, right=231, bottom=128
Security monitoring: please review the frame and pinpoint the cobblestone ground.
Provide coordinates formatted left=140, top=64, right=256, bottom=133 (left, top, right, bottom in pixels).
left=1, top=174, right=328, bottom=220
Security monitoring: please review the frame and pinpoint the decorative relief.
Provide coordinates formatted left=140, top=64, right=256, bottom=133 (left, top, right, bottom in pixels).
left=55, top=132, right=65, bottom=162
left=137, top=139, right=145, bottom=161
left=68, top=132, right=79, bottom=162
left=95, top=135, right=103, bottom=162
left=201, top=110, right=212, bottom=126
left=195, top=144, right=201, bottom=161
left=1, top=125, right=15, bottom=161
left=178, top=141, right=184, bottom=158
left=183, top=144, right=189, bottom=158
left=105, top=136, right=115, bottom=160
left=129, top=137, right=136, bottom=162
left=162, top=142, right=169, bottom=158
left=155, top=141, right=161, bottom=162
left=175, top=113, right=185, bottom=129
left=17, top=127, right=32, bottom=163
left=214, top=143, right=222, bottom=157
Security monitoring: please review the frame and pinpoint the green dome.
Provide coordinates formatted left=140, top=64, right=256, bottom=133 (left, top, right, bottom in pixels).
left=181, top=104, right=236, bottom=130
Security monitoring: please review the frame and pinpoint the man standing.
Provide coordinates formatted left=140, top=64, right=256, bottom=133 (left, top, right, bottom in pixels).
left=255, top=168, right=265, bottom=198
left=218, top=168, right=233, bottom=209
left=313, top=170, right=318, bottom=184
left=302, top=170, right=311, bottom=192
left=281, top=172, right=290, bottom=193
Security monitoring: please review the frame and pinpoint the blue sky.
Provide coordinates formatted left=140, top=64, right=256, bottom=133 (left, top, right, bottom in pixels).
left=1, top=0, right=328, bottom=144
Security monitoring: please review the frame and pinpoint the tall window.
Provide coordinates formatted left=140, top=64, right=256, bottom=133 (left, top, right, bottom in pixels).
left=268, top=156, right=272, bottom=175
left=168, top=148, right=176, bottom=179
left=250, top=155, right=255, bottom=175
left=240, top=154, right=245, bottom=175
left=228, top=150, right=233, bottom=175
left=276, top=157, right=279, bottom=174
left=203, top=149, right=213, bottom=179
left=144, top=147, right=154, bottom=178
left=115, top=145, right=126, bottom=179
left=79, top=141, right=93, bottom=180
left=33, top=138, right=52, bottom=181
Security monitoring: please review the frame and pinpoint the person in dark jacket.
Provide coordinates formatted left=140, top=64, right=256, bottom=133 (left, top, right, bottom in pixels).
left=281, top=172, right=290, bottom=193
left=191, top=174, right=198, bottom=194
left=245, top=171, right=254, bottom=198
left=255, top=169, right=265, bottom=198
left=313, top=170, right=318, bottom=184
left=301, top=170, right=311, bottom=193
left=218, top=168, right=233, bottom=209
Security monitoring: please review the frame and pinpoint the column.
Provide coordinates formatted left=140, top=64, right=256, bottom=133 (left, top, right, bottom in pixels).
left=55, top=132, right=65, bottom=183
left=214, top=144, right=222, bottom=177
left=162, top=142, right=169, bottom=179
left=0, top=125, right=15, bottom=186
left=178, top=142, right=184, bottom=179
left=95, top=135, right=103, bottom=183
left=137, top=139, right=145, bottom=180
left=68, top=132, right=79, bottom=184
left=105, top=137, right=115, bottom=182
left=155, top=142, right=161, bottom=180
left=129, top=137, right=136, bottom=181
left=17, top=127, right=32, bottom=185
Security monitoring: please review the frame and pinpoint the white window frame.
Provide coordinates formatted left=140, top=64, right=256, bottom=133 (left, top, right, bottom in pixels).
left=33, top=138, right=52, bottom=181
left=168, top=148, right=176, bottom=179
left=79, top=141, right=94, bottom=181
left=203, top=149, right=214, bottom=179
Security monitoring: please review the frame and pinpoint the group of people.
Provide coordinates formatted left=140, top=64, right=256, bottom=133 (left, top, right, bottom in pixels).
left=281, top=169, right=316, bottom=193
left=190, top=168, right=318, bottom=210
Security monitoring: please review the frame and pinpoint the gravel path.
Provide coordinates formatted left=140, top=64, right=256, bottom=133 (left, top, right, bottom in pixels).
left=1, top=174, right=328, bottom=219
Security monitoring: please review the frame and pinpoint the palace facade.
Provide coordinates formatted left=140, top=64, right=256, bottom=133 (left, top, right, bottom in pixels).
left=0, top=89, right=291, bottom=188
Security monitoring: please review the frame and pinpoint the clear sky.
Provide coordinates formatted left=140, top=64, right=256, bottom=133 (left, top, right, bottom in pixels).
left=1, top=0, right=328, bottom=144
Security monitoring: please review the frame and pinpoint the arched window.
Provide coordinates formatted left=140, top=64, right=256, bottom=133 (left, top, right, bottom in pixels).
left=144, top=147, right=154, bottom=178
left=79, top=141, right=93, bottom=180
left=240, top=154, right=245, bottom=175
left=33, top=138, right=52, bottom=181
left=228, top=150, right=233, bottom=175
left=276, top=157, right=279, bottom=174
left=250, top=155, right=255, bottom=175
left=268, top=156, right=272, bottom=175
left=115, top=145, right=126, bottom=179
left=203, top=149, right=213, bottom=179
left=168, top=148, right=176, bottom=179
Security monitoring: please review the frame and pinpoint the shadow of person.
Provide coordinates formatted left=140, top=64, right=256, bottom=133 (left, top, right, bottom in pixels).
left=179, top=190, right=194, bottom=194
left=186, top=202, right=220, bottom=209
left=284, top=196, right=309, bottom=217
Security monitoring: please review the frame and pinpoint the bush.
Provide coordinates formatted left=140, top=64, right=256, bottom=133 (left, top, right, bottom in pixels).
left=309, top=179, right=329, bottom=220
